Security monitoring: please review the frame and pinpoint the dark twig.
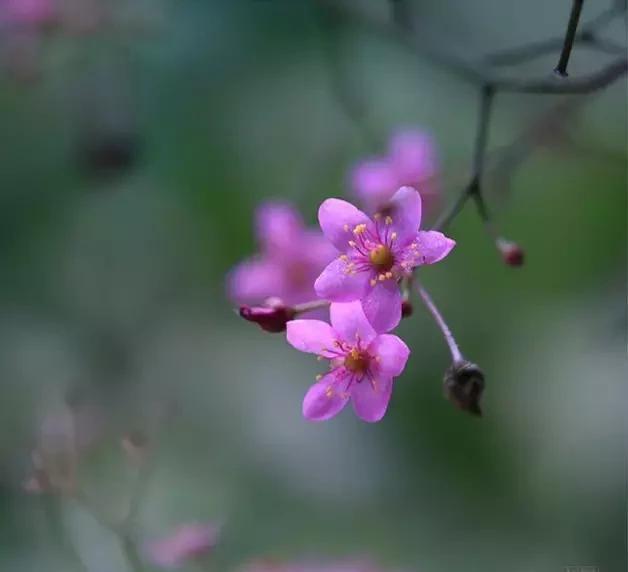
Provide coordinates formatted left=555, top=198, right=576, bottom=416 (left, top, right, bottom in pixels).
left=319, top=0, right=627, bottom=95
left=433, top=85, right=495, bottom=232
left=485, top=15, right=626, bottom=67
left=555, top=0, right=585, bottom=77
left=494, top=57, right=627, bottom=93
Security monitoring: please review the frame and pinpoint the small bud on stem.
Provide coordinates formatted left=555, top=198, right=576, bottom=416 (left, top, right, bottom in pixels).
left=496, top=238, right=525, bottom=267
left=238, top=298, right=330, bottom=333
left=401, top=299, right=413, bottom=318
left=443, top=360, right=485, bottom=416
left=416, top=282, right=485, bottom=415
left=239, top=304, right=296, bottom=333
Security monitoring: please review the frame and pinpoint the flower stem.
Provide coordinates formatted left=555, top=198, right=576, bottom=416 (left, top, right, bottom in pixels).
left=416, top=282, right=462, bottom=363
left=293, top=299, right=330, bottom=315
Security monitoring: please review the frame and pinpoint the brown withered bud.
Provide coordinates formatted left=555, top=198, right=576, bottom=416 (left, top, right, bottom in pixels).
left=239, top=304, right=296, bottom=333
left=401, top=299, right=413, bottom=318
left=496, top=238, right=525, bottom=267
left=443, top=360, right=485, bottom=416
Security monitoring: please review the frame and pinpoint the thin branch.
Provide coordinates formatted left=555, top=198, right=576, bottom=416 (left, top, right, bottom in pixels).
left=432, top=85, right=495, bottom=232
left=494, top=56, right=627, bottom=94
left=319, top=0, right=627, bottom=95
left=486, top=0, right=627, bottom=66
left=485, top=27, right=626, bottom=67
left=555, top=0, right=586, bottom=76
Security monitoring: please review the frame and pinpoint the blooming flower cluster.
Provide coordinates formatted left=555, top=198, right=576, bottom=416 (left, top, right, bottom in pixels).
left=230, top=182, right=456, bottom=422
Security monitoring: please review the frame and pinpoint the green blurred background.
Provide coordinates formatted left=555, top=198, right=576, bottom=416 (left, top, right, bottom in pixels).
left=0, top=1, right=625, bottom=571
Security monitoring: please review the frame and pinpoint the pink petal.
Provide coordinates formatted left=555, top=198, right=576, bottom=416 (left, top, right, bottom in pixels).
left=286, top=320, right=336, bottom=356
left=388, top=130, right=437, bottom=186
left=330, top=301, right=377, bottom=346
left=301, top=231, right=338, bottom=270
left=386, top=186, right=422, bottom=246
left=144, top=523, right=219, bottom=569
left=351, top=376, right=393, bottom=422
left=318, top=198, right=372, bottom=252
left=303, top=373, right=349, bottom=421
left=415, top=230, right=456, bottom=264
left=368, top=334, right=410, bottom=377
left=361, top=280, right=401, bottom=333
left=228, top=258, right=283, bottom=305
left=256, top=203, right=304, bottom=254
left=314, top=258, right=370, bottom=302
left=350, top=158, right=398, bottom=212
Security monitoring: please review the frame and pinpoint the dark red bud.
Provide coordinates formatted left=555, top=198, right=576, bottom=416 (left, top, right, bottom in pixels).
left=443, top=360, right=485, bottom=416
left=239, top=305, right=296, bottom=333
left=401, top=299, right=413, bottom=318
left=497, top=239, right=525, bottom=267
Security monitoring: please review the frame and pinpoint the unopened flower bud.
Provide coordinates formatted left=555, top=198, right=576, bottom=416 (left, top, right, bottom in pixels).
left=496, top=238, right=524, bottom=267
left=401, top=299, right=413, bottom=318
left=443, top=360, right=485, bottom=416
left=239, top=304, right=296, bottom=333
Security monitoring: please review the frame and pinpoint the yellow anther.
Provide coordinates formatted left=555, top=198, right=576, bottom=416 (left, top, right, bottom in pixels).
left=316, top=374, right=323, bottom=381
left=373, top=213, right=382, bottom=220
left=343, top=224, right=350, bottom=232
left=385, top=216, right=393, bottom=225
left=348, top=240, right=356, bottom=247
left=390, top=232, right=397, bottom=241
left=378, top=274, right=386, bottom=281
left=353, top=223, right=367, bottom=235
left=370, top=279, right=377, bottom=286
left=385, top=271, right=393, bottom=279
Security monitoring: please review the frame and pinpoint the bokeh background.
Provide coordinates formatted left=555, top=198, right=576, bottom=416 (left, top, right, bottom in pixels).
left=0, top=1, right=626, bottom=571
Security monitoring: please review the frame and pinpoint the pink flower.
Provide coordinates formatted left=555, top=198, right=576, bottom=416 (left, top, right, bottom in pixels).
left=351, top=129, right=438, bottom=213
left=229, top=203, right=336, bottom=310
left=145, top=523, right=219, bottom=569
left=287, top=301, right=410, bottom=422
left=315, top=187, right=455, bottom=332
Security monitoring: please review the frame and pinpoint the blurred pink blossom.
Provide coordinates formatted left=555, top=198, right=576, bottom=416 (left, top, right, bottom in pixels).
left=145, top=523, right=220, bottom=569
left=351, top=129, right=439, bottom=214
left=0, top=0, right=56, bottom=27
left=228, top=202, right=336, bottom=310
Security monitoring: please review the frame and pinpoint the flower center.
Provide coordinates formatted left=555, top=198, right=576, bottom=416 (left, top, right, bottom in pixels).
left=344, top=348, right=369, bottom=374
left=369, top=245, right=394, bottom=271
